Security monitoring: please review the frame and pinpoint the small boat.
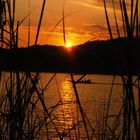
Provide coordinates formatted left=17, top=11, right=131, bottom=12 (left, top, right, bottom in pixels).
left=76, top=79, right=92, bottom=84
left=67, top=79, right=92, bottom=84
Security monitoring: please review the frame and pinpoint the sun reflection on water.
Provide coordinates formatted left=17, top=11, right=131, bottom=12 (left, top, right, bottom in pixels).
left=54, top=79, right=77, bottom=135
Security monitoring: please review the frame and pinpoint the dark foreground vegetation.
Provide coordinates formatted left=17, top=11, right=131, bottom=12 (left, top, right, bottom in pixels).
left=1, top=0, right=140, bottom=139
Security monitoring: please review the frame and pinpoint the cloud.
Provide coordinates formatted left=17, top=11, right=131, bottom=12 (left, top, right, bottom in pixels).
left=84, top=24, right=107, bottom=31
left=92, top=0, right=130, bottom=8
left=68, top=0, right=101, bottom=9
left=82, top=23, right=109, bottom=40
left=83, top=22, right=131, bottom=40
left=68, top=0, right=131, bottom=11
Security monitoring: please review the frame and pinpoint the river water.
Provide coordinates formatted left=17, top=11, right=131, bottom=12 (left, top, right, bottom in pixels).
left=0, top=72, right=139, bottom=139
left=39, top=73, right=135, bottom=139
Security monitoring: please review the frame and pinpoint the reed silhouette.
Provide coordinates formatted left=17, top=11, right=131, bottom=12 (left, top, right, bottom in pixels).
left=0, top=0, right=140, bottom=140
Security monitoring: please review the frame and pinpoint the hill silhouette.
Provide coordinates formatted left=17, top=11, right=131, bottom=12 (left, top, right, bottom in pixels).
left=0, top=37, right=140, bottom=75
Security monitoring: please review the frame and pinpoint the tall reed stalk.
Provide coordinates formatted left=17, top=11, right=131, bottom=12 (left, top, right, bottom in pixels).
left=35, top=0, right=46, bottom=45
left=102, top=0, right=140, bottom=139
left=70, top=73, right=90, bottom=138
left=62, top=0, right=66, bottom=47
left=0, top=0, right=140, bottom=139
left=0, top=1, right=54, bottom=139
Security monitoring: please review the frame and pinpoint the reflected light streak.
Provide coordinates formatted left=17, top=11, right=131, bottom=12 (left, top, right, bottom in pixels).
left=54, top=79, right=77, bottom=134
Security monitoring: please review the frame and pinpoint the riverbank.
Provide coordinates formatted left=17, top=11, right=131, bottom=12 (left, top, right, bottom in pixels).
left=0, top=37, right=140, bottom=75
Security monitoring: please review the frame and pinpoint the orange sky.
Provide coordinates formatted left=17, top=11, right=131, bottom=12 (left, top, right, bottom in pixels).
left=14, top=0, right=133, bottom=47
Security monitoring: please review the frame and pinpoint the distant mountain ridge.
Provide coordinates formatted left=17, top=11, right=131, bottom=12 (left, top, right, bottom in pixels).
left=0, top=37, right=140, bottom=74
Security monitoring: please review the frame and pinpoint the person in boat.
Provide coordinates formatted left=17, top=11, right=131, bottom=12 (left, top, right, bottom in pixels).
left=80, top=79, right=91, bottom=83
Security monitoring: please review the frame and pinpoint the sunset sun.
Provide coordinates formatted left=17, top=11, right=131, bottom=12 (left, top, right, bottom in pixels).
left=66, top=42, right=73, bottom=48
